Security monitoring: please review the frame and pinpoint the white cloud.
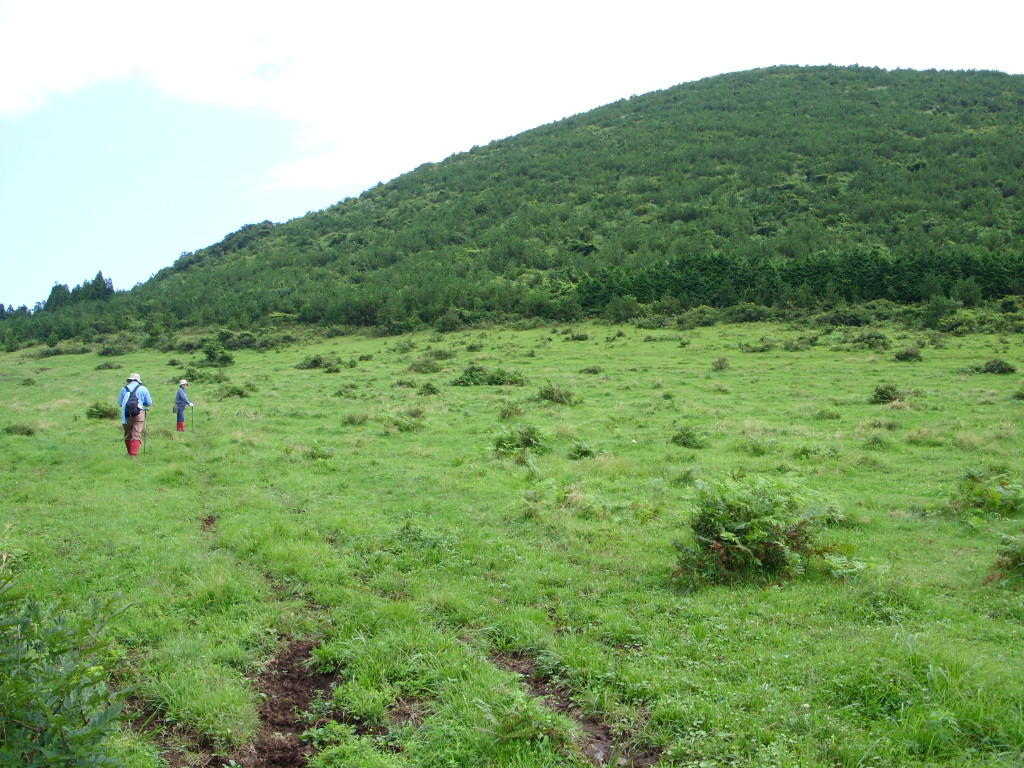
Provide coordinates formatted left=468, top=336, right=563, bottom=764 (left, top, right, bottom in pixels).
left=3, top=0, right=1023, bottom=194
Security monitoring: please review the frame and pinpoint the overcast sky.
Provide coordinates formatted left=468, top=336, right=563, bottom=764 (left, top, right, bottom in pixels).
left=1, top=0, right=1022, bottom=309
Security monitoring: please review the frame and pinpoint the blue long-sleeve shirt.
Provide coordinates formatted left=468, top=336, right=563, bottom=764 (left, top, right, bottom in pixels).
left=118, top=383, right=153, bottom=423
left=175, top=386, right=193, bottom=415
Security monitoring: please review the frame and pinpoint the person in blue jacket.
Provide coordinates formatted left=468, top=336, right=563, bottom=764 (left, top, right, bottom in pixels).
left=118, top=373, right=153, bottom=458
left=174, top=379, right=195, bottom=431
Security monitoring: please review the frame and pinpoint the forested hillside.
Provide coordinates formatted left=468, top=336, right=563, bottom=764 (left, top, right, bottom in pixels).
left=5, top=64, right=1024, bottom=345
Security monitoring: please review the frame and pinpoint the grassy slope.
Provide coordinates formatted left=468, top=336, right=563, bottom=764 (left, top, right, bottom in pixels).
left=2, top=322, right=1023, bottom=767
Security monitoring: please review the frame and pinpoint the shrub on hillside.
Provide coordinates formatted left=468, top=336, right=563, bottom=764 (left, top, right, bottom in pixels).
left=0, top=548, right=130, bottom=767
left=669, top=423, right=708, bottom=449
left=994, top=533, right=1024, bottom=574
left=86, top=402, right=120, bottom=420
left=452, top=365, right=526, bottom=387
left=945, top=468, right=1024, bottom=518
left=894, top=346, right=923, bottom=362
left=971, top=359, right=1016, bottom=374
left=296, top=354, right=340, bottom=370
left=672, top=477, right=833, bottom=588
left=494, top=424, right=548, bottom=457
left=870, top=383, right=907, bottom=404
left=535, top=382, right=580, bottom=405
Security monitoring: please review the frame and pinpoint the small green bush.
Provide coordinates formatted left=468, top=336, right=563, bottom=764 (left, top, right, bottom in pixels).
left=946, top=468, right=1024, bottom=518
left=870, top=383, right=906, bottom=404
left=971, top=358, right=1016, bottom=374
left=995, top=533, right=1024, bottom=573
left=535, top=382, right=580, bottom=405
left=494, top=424, right=548, bottom=457
left=672, top=477, right=832, bottom=587
left=95, top=361, right=123, bottom=370
left=86, top=402, right=120, bottom=420
left=0, top=550, right=130, bottom=767
left=669, top=424, right=708, bottom=449
left=568, top=441, right=596, bottom=460
left=3, top=424, right=36, bottom=436
left=894, top=346, right=923, bottom=362
left=711, top=357, right=730, bottom=372
left=452, top=365, right=526, bottom=387
left=407, top=357, right=441, bottom=374
left=296, top=353, right=339, bottom=370
left=417, top=382, right=440, bottom=396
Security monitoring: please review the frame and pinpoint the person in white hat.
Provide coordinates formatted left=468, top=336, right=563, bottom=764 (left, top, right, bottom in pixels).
left=118, top=373, right=153, bottom=458
left=174, top=379, right=195, bottom=432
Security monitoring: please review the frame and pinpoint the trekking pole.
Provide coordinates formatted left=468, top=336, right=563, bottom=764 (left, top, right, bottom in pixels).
left=142, top=408, right=148, bottom=455
left=190, top=404, right=195, bottom=434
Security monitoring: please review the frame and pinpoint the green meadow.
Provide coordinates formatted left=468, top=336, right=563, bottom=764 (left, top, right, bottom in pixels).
left=3, top=321, right=1023, bottom=767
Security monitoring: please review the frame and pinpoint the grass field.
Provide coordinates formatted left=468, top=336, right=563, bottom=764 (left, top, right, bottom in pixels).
left=2, top=321, right=1023, bottom=767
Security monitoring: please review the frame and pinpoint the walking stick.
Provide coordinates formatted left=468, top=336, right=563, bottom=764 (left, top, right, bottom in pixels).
left=142, top=407, right=148, bottom=455
left=190, top=404, right=195, bottom=434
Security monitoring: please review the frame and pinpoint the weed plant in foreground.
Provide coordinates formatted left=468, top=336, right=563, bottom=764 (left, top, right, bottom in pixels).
left=1, top=321, right=1023, bottom=767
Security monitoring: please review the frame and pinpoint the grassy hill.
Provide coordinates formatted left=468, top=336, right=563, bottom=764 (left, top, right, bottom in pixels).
left=5, top=64, right=1024, bottom=346
left=2, top=320, right=1023, bottom=766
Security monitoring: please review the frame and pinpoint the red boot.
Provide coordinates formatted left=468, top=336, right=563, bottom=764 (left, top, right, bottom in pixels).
left=128, top=440, right=141, bottom=458
left=177, top=421, right=185, bottom=431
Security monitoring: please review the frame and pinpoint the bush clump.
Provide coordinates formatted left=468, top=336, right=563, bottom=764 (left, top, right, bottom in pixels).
left=0, top=548, right=130, bottom=767
left=296, top=353, right=340, bottom=370
left=870, top=383, right=907, bottom=404
left=669, top=423, right=708, bottom=449
left=995, top=533, right=1024, bottom=574
left=894, top=346, right=923, bottom=362
left=452, top=365, right=526, bottom=387
left=971, top=359, right=1017, bottom=374
left=946, top=468, right=1024, bottom=518
left=672, top=477, right=832, bottom=587
left=3, top=424, right=36, bottom=436
left=535, top=382, right=580, bottom=405
left=494, top=424, right=548, bottom=457
left=86, top=402, right=120, bottom=420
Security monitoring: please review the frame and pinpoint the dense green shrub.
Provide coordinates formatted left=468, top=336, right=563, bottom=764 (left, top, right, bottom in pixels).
left=672, top=477, right=831, bottom=587
left=669, top=423, right=708, bottom=449
left=86, top=402, right=120, bottom=420
left=946, top=468, right=1024, bottom=518
left=894, top=346, right=923, bottom=362
left=870, top=383, right=907, bottom=404
left=995, top=533, right=1024, bottom=574
left=535, top=382, right=580, bottom=405
left=494, top=424, right=548, bottom=456
left=452, top=365, right=526, bottom=386
left=3, top=424, right=36, bottom=436
left=296, top=353, right=340, bottom=370
left=971, top=358, right=1016, bottom=374
left=0, top=550, right=130, bottom=767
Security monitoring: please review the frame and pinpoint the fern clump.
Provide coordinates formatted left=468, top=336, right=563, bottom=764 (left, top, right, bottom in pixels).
left=669, top=423, right=708, bottom=449
left=673, top=477, right=831, bottom=588
left=945, top=468, right=1024, bottom=518
left=494, top=424, right=548, bottom=457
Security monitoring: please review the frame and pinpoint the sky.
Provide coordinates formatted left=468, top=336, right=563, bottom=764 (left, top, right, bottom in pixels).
left=1, top=1, right=1022, bottom=310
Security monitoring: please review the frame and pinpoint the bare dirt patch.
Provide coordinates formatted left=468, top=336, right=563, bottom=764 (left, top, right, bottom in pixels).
left=145, top=638, right=337, bottom=768
left=491, top=652, right=661, bottom=767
